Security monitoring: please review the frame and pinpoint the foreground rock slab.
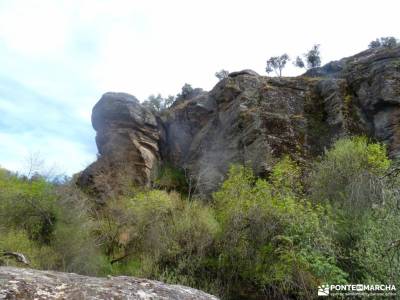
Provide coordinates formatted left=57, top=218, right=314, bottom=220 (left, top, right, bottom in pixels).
left=0, top=267, right=219, bottom=300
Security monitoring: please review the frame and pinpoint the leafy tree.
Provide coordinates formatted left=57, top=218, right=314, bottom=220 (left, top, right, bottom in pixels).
left=369, top=38, right=381, bottom=49
left=142, top=94, right=175, bottom=113
left=142, top=94, right=163, bottom=112
left=142, top=84, right=201, bottom=113
left=164, top=95, right=175, bottom=108
left=369, top=36, right=398, bottom=49
left=381, top=36, right=398, bottom=48
left=294, top=44, right=321, bottom=70
left=305, top=44, right=321, bottom=68
left=293, top=56, right=305, bottom=69
left=215, top=69, right=229, bottom=81
left=180, top=83, right=194, bottom=99
left=266, top=54, right=290, bottom=77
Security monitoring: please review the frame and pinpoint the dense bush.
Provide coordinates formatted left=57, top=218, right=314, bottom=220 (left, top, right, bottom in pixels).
left=213, top=164, right=346, bottom=299
left=0, top=171, right=58, bottom=244
left=1, top=136, right=400, bottom=299
left=0, top=230, right=57, bottom=269
left=0, top=170, right=104, bottom=274
left=310, top=137, right=390, bottom=207
left=310, top=137, right=400, bottom=286
left=153, top=164, right=188, bottom=194
left=93, top=189, right=219, bottom=290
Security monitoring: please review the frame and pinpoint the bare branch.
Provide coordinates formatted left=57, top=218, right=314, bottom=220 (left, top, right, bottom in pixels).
left=1, top=251, right=30, bottom=265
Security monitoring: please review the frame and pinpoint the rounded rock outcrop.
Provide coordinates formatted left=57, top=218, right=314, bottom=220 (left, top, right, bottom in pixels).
left=78, top=92, right=162, bottom=201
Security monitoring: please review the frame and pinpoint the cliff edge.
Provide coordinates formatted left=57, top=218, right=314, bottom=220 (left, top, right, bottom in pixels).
left=78, top=46, right=400, bottom=197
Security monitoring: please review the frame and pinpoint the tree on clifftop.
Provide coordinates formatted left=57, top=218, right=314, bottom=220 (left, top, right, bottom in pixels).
left=294, top=44, right=321, bottom=70
left=369, top=36, right=398, bottom=49
left=265, top=53, right=290, bottom=77
left=215, top=69, right=229, bottom=81
left=142, top=94, right=174, bottom=113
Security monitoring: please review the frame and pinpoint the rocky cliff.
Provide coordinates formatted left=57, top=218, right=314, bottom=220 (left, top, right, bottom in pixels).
left=78, top=92, right=162, bottom=201
left=78, top=46, right=400, bottom=197
left=0, top=267, right=218, bottom=299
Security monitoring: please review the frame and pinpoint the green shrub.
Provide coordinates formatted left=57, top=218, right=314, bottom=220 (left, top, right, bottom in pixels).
left=348, top=199, right=400, bottom=284
left=52, top=205, right=105, bottom=274
left=154, top=164, right=188, bottom=194
left=1, top=136, right=399, bottom=299
left=94, top=189, right=219, bottom=290
left=270, top=155, right=303, bottom=196
left=0, top=172, right=105, bottom=275
left=213, top=164, right=346, bottom=299
left=0, top=172, right=58, bottom=245
left=310, top=137, right=400, bottom=284
left=0, top=229, right=58, bottom=268
left=310, top=137, right=390, bottom=207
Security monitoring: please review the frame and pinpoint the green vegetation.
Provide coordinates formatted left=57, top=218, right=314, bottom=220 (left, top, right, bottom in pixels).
left=0, top=170, right=104, bottom=274
left=1, top=137, right=400, bottom=299
left=294, top=44, right=322, bottom=70
left=153, top=163, right=188, bottom=194
left=142, top=94, right=175, bottom=113
left=304, top=92, right=331, bottom=154
left=215, top=69, right=230, bottom=81
left=369, top=36, right=398, bottom=49
left=310, top=137, right=399, bottom=285
left=266, top=53, right=290, bottom=77
left=213, top=163, right=345, bottom=298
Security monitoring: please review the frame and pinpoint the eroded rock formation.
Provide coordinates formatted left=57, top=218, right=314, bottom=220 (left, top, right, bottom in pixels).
left=0, top=267, right=219, bottom=300
left=78, top=92, right=163, bottom=201
left=78, top=46, right=400, bottom=196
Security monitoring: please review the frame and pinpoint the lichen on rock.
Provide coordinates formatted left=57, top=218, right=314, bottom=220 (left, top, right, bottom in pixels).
left=0, top=267, right=219, bottom=300
left=78, top=46, right=400, bottom=197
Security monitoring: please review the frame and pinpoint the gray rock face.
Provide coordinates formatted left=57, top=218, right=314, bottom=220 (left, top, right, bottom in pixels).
left=79, top=46, right=400, bottom=196
left=343, top=47, right=400, bottom=156
left=77, top=92, right=163, bottom=201
left=0, top=267, right=219, bottom=300
left=228, top=69, right=260, bottom=77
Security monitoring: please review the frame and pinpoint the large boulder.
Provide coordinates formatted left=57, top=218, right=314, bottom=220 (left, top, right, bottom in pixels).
left=77, top=92, right=163, bottom=202
left=79, top=46, right=400, bottom=197
left=0, top=267, right=218, bottom=299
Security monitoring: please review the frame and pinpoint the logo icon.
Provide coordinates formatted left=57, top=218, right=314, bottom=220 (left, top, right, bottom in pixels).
left=356, top=284, right=364, bottom=291
left=318, top=285, right=330, bottom=296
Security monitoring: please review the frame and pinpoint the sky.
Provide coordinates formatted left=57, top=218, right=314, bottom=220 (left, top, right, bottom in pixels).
left=0, top=0, right=399, bottom=176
